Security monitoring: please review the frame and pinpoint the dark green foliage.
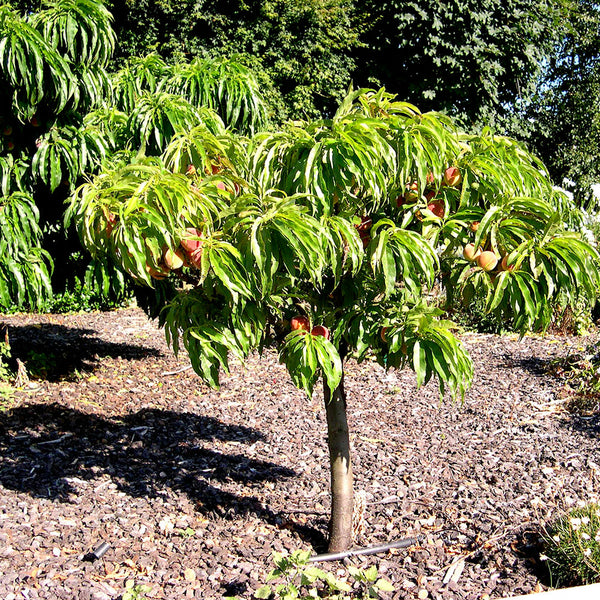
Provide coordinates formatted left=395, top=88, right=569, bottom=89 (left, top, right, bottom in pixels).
left=109, top=0, right=359, bottom=120
left=353, top=0, right=568, bottom=126
left=0, top=0, right=118, bottom=311
left=518, top=0, right=600, bottom=204
left=0, top=1, right=273, bottom=312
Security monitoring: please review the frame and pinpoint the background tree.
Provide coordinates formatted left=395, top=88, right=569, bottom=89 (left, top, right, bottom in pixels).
left=0, top=0, right=117, bottom=310
left=352, top=0, right=570, bottom=127
left=107, top=0, right=359, bottom=121
left=516, top=0, right=600, bottom=204
left=68, top=88, right=599, bottom=551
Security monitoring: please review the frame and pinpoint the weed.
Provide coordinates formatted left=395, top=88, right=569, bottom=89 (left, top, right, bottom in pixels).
left=0, top=340, right=16, bottom=410
left=548, top=341, right=600, bottom=415
left=176, top=527, right=196, bottom=538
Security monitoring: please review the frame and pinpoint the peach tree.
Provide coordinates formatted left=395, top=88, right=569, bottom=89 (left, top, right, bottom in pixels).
left=68, top=88, right=599, bottom=552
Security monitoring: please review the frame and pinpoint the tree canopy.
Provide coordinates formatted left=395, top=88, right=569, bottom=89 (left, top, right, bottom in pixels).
left=109, top=0, right=359, bottom=120
left=353, top=0, right=570, bottom=126
left=518, top=0, right=600, bottom=204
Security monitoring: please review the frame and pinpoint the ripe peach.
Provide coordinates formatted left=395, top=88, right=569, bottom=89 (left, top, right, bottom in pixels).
left=469, top=221, right=480, bottom=232
left=291, top=316, right=310, bottom=331
left=163, top=248, right=185, bottom=270
left=443, top=166, right=461, bottom=187
left=427, top=199, right=445, bottom=218
left=356, top=216, right=372, bottom=232
left=477, top=251, right=498, bottom=271
left=463, top=243, right=481, bottom=262
left=500, top=255, right=515, bottom=271
left=145, top=264, right=168, bottom=280
left=311, top=325, right=330, bottom=340
left=380, top=327, right=389, bottom=342
left=180, top=228, right=203, bottom=254
left=105, top=211, right=117, bottom=236
left=187, top=248, right=203, bottom=269
left=404, top=190, right=418, bottom=204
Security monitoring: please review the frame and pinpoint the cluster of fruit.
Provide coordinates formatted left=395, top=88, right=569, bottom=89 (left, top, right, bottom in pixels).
left=290, top=315, right=330, bottom=340
left=395, top=166, right=462, bottom=219
left=2, top=124, right=15, bottom=152
left=146, top=227, right=203, bottom=280
left=2, top=115, right=42, bottom=154
left=463, top=238, right=514, bottom=272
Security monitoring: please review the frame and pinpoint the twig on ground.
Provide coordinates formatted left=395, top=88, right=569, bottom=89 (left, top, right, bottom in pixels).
left=161, top=365, right=193, bottom=376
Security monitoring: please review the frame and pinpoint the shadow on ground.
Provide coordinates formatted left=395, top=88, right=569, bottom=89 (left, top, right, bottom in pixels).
left=1, top=323, right=162, bottom=380
left=0, top=404, right=303, bottom=525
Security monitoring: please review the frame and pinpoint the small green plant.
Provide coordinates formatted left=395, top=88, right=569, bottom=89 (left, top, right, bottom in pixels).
left=44, top=271, right=133, bottom=314
left=550, top=293, right=595, bottom=336
left=176, top=527, right=196, bottom=538
left=122, top=581, right=152, bottom=600
left=548, top=342, right=600, bottom=414
left=249, top=550, right=394, bottom=600
left=25, top=350, right=59, bottom=379
left=542, top=503, right=600, bottom=586
left=0, top=340, right=15, bottom=409
left=0, top=340, right=11, bottom=382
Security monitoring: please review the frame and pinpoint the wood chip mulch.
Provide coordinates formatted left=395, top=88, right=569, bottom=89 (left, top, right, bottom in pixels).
left=0, top=307, right=599, bottom=599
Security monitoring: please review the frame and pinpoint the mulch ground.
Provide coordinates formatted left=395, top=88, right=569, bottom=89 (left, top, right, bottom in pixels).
left=0, top=307, right=599, bottom=600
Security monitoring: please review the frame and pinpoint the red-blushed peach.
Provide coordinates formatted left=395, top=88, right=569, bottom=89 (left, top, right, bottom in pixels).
left=311, top=325, right=330, bottom=340
left=163, top=248, right=185, bottom=270
left=477, top=251, right=498, bottom=271
left=500, top=255, right=515, bottom=271
left=180, top=228, right=203, bottom=254
left=291, top=316, right=310, bottom=331
left=463, top=243, right=481, bottom=262
left=427, top=199, right=445, bottom=218
left=356, top=216, right=372, bottom=232
left=443, top=166, right=462, bottom=187
left=145, top=264, right=168, bottom=280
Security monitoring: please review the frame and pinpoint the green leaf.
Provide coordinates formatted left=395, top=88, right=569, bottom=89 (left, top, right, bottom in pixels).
left=254, top=586, right=271, bottom=599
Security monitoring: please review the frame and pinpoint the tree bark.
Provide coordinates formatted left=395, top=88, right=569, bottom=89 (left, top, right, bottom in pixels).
left=324, top=373, right=353, bottom=552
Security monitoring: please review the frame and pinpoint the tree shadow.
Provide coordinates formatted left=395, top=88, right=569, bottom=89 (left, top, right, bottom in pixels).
left=0, top=403, right=284, bottom=500
left=1, top=323, right=162, bottom=380
left=0, top=403, right=329, bottom=551
left=498, top=353, right=550, bottom=376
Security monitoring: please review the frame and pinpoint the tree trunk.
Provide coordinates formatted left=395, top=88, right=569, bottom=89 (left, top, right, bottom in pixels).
left=324, top=373, right=353, bottom=552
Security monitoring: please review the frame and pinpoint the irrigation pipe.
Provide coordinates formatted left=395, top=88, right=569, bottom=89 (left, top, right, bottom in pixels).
left=308, top=536, right=422, bottom=563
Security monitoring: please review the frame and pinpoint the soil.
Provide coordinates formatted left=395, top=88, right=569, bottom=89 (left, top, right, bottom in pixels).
left=0, top=306, right=599, bottom=600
